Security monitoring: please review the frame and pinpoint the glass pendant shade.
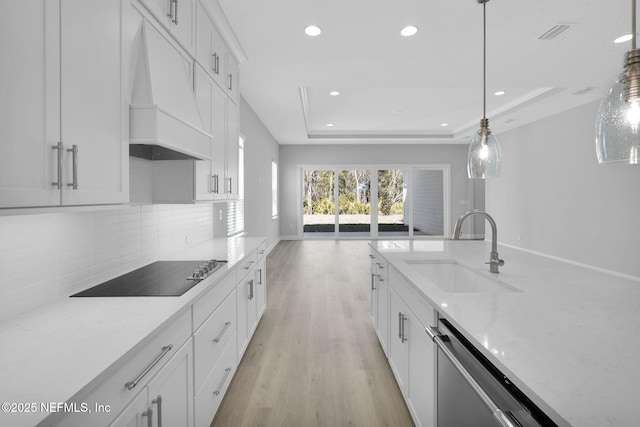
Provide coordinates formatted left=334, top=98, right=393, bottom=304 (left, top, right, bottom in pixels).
left=595, top=77, right=640, bottom=164
left=467, top=120, right=502, bottom=178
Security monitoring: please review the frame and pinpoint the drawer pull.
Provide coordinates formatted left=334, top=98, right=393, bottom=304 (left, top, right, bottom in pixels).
left=244, top=260, right=255, bottom=270
left=142, top=407, right=153, bottom=427
left=125, top=344, right=173, bottom=390
left=213, top=321, right=232, bottom=343
left=213, top=367, right=232, bottom=396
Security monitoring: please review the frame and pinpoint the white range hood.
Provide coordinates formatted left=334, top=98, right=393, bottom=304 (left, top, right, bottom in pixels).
left=129, top=20, right=211, bottom=160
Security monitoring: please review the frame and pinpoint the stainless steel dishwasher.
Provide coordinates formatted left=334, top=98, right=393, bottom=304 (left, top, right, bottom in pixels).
left=427, top=319, right=557, bottom=427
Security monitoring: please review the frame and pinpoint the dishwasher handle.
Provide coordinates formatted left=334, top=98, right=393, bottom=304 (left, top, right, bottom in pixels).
left=426, top=326, right=519, bottom=427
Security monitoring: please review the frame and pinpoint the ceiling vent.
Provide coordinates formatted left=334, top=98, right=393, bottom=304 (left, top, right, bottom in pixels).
left=538, top=23, right=572, bottom=40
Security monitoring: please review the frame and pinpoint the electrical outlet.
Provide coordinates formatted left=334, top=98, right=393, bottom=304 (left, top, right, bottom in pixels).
left=185, top=234, right=192, bottom=245
left=218, top=210, right=223, bottom=221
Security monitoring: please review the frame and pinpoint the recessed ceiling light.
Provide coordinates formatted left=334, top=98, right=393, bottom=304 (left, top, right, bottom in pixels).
left=400, top=26, right=418, bottom=37
left=304, top=25, right=322, bottom=36
left=614, top=34, right=633, bottom=43
left=329, top=91, right=340, bottom=96
left=326, top=123, right=334, bottom=127
left=494, top=90, right=506, bottom=96
left=440, top=123, right=448, bottom=127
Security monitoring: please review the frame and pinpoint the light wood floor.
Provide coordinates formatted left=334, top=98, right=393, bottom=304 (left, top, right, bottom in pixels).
left=211, top=240, right=415, bottom=427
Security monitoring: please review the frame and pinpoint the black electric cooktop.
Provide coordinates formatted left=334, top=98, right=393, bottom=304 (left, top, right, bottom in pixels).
left=71, top=260, right=226, bottom=297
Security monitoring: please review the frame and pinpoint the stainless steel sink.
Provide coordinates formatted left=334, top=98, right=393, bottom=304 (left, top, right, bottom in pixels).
left=404, top=260, right=520, bottom=293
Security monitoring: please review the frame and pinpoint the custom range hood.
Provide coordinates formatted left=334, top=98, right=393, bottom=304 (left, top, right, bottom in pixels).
left=129, top=20, right=211, bottom=161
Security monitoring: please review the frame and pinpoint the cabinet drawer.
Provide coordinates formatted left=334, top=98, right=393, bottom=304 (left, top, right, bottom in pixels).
left=389, top=266, right=436, bottom=328
left=192, top=270, right=236, bottom=330
left=236, top=251, right=257, bottom=282
left=53, top=309, right=191, bottom=427
left=194, top=334, right=237, bottom=427
left=193, top=291, right=237, bottom=394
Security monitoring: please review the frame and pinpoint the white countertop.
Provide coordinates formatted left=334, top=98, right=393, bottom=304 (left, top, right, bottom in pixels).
left=371, top=239, right=640, bottom=427
left=0, top=236, right=266, bottom=427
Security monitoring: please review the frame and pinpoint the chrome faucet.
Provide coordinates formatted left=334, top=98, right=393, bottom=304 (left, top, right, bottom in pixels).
left=453, top=210, right=505, bottom=273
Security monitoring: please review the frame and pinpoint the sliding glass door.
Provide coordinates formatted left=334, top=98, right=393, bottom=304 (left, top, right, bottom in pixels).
left=301, top=165, right=448, bottom=238
left=338, top=169, right=371, bottom=236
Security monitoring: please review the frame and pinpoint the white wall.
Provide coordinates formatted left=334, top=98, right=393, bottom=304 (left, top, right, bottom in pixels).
left=240, top=97, right=280, bottom=250
left=279, top=144, right=474, bottom=238
left=486, top=100, right=640, bottom=278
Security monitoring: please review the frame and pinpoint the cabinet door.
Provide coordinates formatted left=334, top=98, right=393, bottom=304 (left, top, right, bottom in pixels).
left=60, top=0, right=128, bottom=205
left=255, top=258, right=266, bottom=319
left=196, top=0, right=227, bottom=90
left=147, top=339, right=194, bottom=427
left=211, top=84, right=227, bottom=200
left=407, top=309, right=436, bottom=427
left=388, top=290, right=409, bottom=393
left=168, top=0, right=195, bottom=55
left=226, top=54, right=239, bottom=106
left=109, top=389, right=150, bottom=427
left=236, top=284, right=248, bottom=359
left=0, top=0, right=61, bottom=208
left=377, top=270, right=389, bottom=356
left=225, top=103, right=239, bottom=199
left=194, top=65, right=215, bottom=201
left=245, top=276, right=258, bottom=339
left=371, top=268, right=379, bottom=327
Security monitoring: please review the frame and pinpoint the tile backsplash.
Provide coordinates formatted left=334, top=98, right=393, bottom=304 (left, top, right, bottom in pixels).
left=0, top=158, right=215, bottom=321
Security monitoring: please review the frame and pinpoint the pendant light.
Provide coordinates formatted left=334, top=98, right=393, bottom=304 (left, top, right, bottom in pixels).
left=467, top=0, right=502, bottom=179
left=595, top=0, right=640, bottom=164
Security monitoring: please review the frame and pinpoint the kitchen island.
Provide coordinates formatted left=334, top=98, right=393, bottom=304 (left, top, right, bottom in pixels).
left=371, top=239, right=640, bottom=427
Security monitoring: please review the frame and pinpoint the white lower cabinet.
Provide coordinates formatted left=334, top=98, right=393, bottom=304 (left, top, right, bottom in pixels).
left=387, top=265, right=436, bottom=427
left=370, top=249, right=389, bottom=356
left=194, top=332, right=237, bottom=427
left=110, top=338, right=194, bottom=427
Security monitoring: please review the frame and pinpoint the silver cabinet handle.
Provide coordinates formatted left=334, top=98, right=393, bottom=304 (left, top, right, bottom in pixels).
left=212, top=174, right=219, bottom=194
left=248, top=279, right=254, bottom=300
left=152, top=395, right=162, bottom=427
left=213, top=321, right=231, bottom=343
left=398, top=312, right=402, bottom=339
left=371, top=274, right=376, bottom=291
left=426, top=326, right=518, bottom=427
left=67, top=145, right=78, bottom=190
left=257, top=268, right=263, bottom=285
left=376, top=262, right=385, bottom=269
left=52, top=142, right=63, bottom=189
left=142, top=407, right=153, bottom=427
left=212, top=53, right=220, bottom=75
left=173, top=0, right=178, bottom=25
left=167, top=0, right=178, bottom=24
left=228, top=74, right=233, bottom=91
left=243, top=260, right=255, bottom=270
left=125, top=345, right=173, bottom=390
left=213, top=368, right=232, bottom=396
left=400, top=313, right=407, bottom=343
left=226, top=177, right=233, bottom=194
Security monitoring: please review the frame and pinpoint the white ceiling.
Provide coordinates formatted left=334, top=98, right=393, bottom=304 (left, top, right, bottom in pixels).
left=217, top=0, right=632, bottom=145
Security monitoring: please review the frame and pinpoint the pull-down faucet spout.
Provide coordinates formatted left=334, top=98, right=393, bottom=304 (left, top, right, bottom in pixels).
left=453, top=210, right=504, bottom=273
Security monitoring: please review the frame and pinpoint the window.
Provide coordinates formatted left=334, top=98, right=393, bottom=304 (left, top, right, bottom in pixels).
left=227, top=137, right=245, bottom=236
left=272, top=160, right=278, bottom=219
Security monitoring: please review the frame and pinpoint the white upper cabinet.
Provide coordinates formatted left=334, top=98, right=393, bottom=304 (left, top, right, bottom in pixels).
left=196, top=0, right=240, bottom=105
left=0, top=0, right=128, bottom=209
left=138, top=0, right=196, bottom=55
left=60, top=0, right=129, bottom=206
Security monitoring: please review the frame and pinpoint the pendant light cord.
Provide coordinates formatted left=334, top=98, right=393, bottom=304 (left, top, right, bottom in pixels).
left=483, top=0, right=487, bottom=120
left=633, top=0, right=637, bottom=51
